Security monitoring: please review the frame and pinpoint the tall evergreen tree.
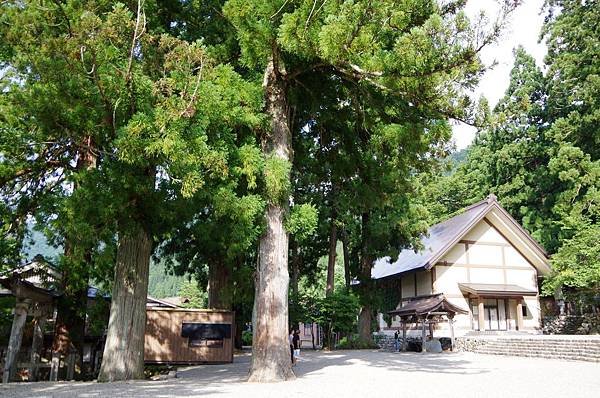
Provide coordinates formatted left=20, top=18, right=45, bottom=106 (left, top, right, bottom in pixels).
left=223, top=0, right=515, bottom=380
left=422, top=1, right=599, bottom=303
left=0, top=0, right=261, bottom=381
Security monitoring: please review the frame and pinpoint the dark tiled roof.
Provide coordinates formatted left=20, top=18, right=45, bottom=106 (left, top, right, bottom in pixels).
left=388, top=294, right=468, bottom=317
left=371, top=200, right=489, bottom=279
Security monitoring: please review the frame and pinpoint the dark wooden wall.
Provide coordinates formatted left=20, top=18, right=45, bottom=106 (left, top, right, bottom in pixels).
left=145, top=309, right=234, bottom=364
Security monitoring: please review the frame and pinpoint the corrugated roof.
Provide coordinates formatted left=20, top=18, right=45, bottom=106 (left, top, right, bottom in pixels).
left=371, top=199, right=490, bottom=280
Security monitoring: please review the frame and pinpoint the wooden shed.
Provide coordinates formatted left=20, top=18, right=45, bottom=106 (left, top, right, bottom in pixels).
left=145, top=308, right=234, bottom=364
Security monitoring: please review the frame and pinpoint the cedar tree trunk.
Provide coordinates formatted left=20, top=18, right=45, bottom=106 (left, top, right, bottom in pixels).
left=289, top=240, right=300, bottom=330
left=248, top=55, right=295, bottom=382
left=325, top=219, right=337, bottom=296
left=97, top=225, right=152, bottom=382
left=341, top=228, right=351, bottom=289
left=358, top=213, right=373, bottom=341
left=208, top=260, right=232, bottom=310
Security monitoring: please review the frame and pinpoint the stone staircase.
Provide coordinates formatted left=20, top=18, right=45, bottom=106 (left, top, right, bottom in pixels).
left=465, top=336, right=600, bottom=362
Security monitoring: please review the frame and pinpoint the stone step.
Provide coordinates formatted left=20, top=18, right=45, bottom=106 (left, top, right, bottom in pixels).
left=492, top=341, right=600, bottom=346
left=481, top=345, right=600, bottom=354
left=475, top=350, right=600, bottom=361
left=474, top=346, right=600, bottom=355
left=494, top=338, right=600, bottom=343
left=481, top=342, right=600, bottom=351
left=474, top=350, right=600, bottom=362
left=457, top=335, right=600, bottom=362
left=475, top=346, right=600, bottom=356
left=479, top=342, right=600, bottom=349
left=473, top=348, right=600, bottom=360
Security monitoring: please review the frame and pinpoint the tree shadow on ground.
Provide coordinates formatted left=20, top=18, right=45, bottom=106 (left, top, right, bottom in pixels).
left=0, top=350, right=489, bottom=397
left=291, top=350, right=490, bottom=377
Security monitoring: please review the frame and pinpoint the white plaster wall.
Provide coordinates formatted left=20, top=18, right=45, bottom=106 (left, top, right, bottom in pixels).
left=523, top=296, right=542, bottom=331
left=463, top=221, right=506, bottom=243
left=506, top=269, right=536, bottom=290
left=468, top=244, right=503, bottom=266
left=442, top=244, right=467, bottom=263
left=434, top=265, right=467, bottom=295
left=469, top=267, right=504, bottom=284
left=505, top=246, right=531, bottom=267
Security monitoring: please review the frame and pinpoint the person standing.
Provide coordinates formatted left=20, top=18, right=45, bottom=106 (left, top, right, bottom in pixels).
left=289, top=329, right=295, bottom=366
left=394, top=330, right=399, bottom=352
left=293, top=330, right=301, bottom=360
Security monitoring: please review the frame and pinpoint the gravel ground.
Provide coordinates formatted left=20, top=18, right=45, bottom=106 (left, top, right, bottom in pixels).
left=1, top=350, right=599, bottom=398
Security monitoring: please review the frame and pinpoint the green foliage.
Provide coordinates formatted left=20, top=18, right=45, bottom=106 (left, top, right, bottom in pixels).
left=0, top=297, right=15, bottom=346
left=235, top=144, right=264, bottom=190
left=296, top=288, right=360, bottom=349
left=87, top=297, right=110, bottom=337
left=0, top=0, right=263, bottom=288
left=263, top=156, right=291, bottom=205
left=242, top=330, right=253, bottom=346
left=420, top=1, right=600, bottom=301
left=178, top=279, right=207, bottom=309
left=285, top=203, right=318, bottom=241
left=543, top=224, right=600, bottom=299
left=336, top=335, right=379, bottom=350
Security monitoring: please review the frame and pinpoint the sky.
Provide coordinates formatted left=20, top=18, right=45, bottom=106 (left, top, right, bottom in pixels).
left=451, top=0, right=548, bottom=150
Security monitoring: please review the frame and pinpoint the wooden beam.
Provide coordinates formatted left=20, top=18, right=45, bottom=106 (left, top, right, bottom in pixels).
left=421, top=318, right=426, bottom=353
left=29, top=305, right=49, bottom=381
left=516, top=299, right=524, bottom=331
left=402, top=318, right=407, bottom=352
left=49, top=352, right=60, bottom=381
left=478, top=298, right=485, bottom=331
left=66, top=352, right=76, bottom=380
left=449, top=315, right=455, bottom=351
left=2, top=299, right=30, bottom=383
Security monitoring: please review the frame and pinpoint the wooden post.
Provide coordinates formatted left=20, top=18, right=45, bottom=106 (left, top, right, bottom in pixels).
left=449, top=315, right=455, bottom=352
left=516, top=299, right=524, bottom=331
left=66, top=351, right=76, bottom=380
left=3, top=298, right=30, bottom=383
left=49, top=351, right=60, bottom=381
left=401, top=318, right=407, bottom=352
left=478, top=298, right=485, bottom=331
left=29, top=306, right=48, bottom=381
left=421, top=317, right=426, bottom=353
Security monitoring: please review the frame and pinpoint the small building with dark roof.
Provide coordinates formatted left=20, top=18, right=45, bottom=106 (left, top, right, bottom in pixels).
left=372, top=194, right=551, bottom=337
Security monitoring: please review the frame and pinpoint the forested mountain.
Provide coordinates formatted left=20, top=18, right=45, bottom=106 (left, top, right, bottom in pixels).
left=147, top=261, right=188, bottom=299
left=23, top=229, right=59, bottom=261
left=23, top=227, right=189, bottom=298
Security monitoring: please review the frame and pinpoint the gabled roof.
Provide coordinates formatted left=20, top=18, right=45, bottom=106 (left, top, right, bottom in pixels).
left=371, top=194, right=550, bottom=280
left=388, top=294, right=468, bottom=318
left=0, top=257, right=61, bottom=297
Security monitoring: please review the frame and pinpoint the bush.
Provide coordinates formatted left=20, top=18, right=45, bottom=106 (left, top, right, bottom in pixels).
left=336, top=335, right=379, bottom=350
left=144, top=364, right=174, bottom=379
left=242, top=330, right=253, bottom=346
